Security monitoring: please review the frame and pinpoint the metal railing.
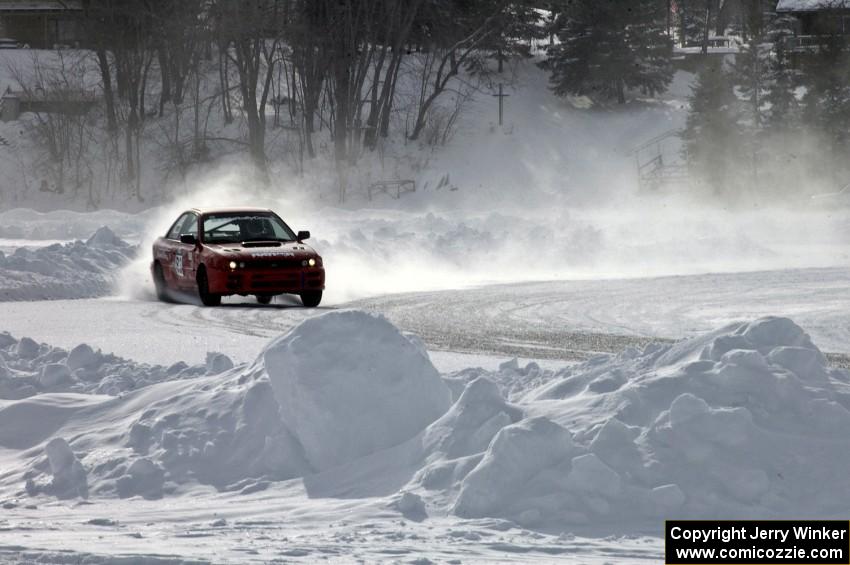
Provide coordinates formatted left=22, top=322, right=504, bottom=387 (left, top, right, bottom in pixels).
left=367, top=179, right=416, bottom=201
left=632, top=130, right=690, bottom=191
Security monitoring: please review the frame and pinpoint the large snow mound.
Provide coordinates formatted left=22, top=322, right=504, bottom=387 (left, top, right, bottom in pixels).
left=0, top=226, right=134, bottom=301
left=442, top=316, right=850, bottom=528
left=5, top=313, right=850, bottom=537
left=1, top=311, right=453, bottom=498
left=263, top=310, right=451, bottom=471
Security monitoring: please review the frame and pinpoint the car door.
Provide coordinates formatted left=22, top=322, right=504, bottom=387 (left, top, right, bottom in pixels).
left=159, top=213, right=191, bottom=287
left=179, top=213, right=200, bottom=285
left=173, top=212, right=199, bottom=289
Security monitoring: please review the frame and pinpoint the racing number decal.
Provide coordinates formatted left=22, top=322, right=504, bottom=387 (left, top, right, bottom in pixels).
left=174, top=252, right=184, bottom=277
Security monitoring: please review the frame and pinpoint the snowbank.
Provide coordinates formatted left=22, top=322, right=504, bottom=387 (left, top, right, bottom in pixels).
left=0, top=226, right=135, bottom=301
left=0, top=331, right=230, bottom=399
left=443, top=316, right=850, bottom=527
left=1, top=311, right=455, bottom=498
left=5, top=313, right=850, bottom=536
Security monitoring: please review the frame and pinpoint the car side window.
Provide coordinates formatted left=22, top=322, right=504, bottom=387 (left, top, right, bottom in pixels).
left=167, top=213, right=190, bottom=240
left=182, top=213, right=199, bottom=237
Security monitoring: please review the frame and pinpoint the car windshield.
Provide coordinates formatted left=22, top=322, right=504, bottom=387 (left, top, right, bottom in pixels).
left=202, top=213, right=296, bottom=244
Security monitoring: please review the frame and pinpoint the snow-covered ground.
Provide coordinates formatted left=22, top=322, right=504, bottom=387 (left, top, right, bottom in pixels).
left=0, top=265, right=847, bottom=370
left=1, top=310, right=849, bottom=563
left=0, top=497, right=662, bottom=563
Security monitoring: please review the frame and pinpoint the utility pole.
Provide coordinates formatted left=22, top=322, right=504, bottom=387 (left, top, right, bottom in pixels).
left=492, top=83, right=509, bottom=126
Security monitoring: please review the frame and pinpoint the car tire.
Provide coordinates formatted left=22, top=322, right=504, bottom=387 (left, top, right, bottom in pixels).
left=300, top=291, right=322, bottom=308
left=197, top=267, right=221, bottom=307
left=256, top=294, right=273, bottom=305
left=153, top=262, right=171, bottom=302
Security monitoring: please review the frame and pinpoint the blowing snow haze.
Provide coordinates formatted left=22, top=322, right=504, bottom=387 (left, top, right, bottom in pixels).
left=0, top=1, right=848, bottom=563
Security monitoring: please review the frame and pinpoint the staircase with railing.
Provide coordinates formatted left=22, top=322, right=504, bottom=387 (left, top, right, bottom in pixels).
left=632, top=130, right=690, bottom=192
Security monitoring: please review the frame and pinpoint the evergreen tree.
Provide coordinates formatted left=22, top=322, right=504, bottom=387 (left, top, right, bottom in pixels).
left=799, top=36, right=850, bottom=181
left=763, top=13, right=799, bottom=133
left=730, top=34, right=770, bottom=183
left=681, top=57, right=740, bottom=195
left=678, top=0, right=710, bottom=48
left=478, top=1, right=545, bottom=73
left=542, top=0, right=673, bottom=104
left=732, top=38, right=769, bottom=130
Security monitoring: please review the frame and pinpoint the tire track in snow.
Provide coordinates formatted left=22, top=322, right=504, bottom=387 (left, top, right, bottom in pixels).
left=0, top=267, right=848, bottom=368
left=346, top=267, right=850, bottom=363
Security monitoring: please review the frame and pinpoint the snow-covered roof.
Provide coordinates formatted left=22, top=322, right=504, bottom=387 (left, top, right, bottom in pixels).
left=777, top=0, right=850, bottom=12
left=0, top=1, right=82, bottom=12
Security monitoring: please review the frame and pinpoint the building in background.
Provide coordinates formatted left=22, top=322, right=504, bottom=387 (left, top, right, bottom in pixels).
left=0, top=1, right=83, bottom=49
left=776, top=0, right=850, bottom=42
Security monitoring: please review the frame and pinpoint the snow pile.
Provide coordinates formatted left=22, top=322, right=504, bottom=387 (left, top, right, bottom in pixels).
left=6, top=313, right=850, bottom=536
left=5, top=364, right=303, bottom=497
left=0, top=331, right=229, bottom=399
left=440, top=316, right=850, bottom=527
left=2, top=311, right=454, bottom=499
left=263, top=311, right=451, bottom=471
left=452, top=416, right=579, bottom=524
left=0, top=226, right=135, bottom=301
left=85, top=225, right=128, bottom=248
left=119, top=374, right=308, bottom=491
left=421, top=377, right=522, bottom=464
left=102, top=311, right=450, bottom=492
left=443, top=358, right=558, bottom=403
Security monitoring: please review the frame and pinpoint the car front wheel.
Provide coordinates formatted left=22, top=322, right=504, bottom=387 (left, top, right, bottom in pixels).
left=300, top=291, right=322, bottom=308
left=197, top=267, right=221, bottom=306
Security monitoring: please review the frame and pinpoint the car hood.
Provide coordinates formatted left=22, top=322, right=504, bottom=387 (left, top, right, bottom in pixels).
left=205, top=241, right=319, bottom=258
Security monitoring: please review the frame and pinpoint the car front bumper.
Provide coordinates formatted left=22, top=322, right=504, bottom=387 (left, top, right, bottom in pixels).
left=208, top=266, right=325, bottom=295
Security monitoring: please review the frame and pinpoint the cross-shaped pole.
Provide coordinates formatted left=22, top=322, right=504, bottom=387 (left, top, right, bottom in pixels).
left=492, top=83, right=509, bottom=126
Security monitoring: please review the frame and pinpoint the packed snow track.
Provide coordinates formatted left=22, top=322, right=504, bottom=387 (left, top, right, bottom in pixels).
left=349, top=267, right=850, bottom=366
left=0, top=267, right=847, bottom=370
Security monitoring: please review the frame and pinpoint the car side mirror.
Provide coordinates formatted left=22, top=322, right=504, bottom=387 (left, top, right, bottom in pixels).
left=296, top=230, right=310, bottom=241
left=180, top=234, right=198, bottom=245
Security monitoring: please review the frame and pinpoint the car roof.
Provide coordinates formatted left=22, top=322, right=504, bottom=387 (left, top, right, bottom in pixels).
left=188, top=207, right=275, bottom=215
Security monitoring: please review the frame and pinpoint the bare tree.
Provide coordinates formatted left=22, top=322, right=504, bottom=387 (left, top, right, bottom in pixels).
left=362, top=0, right=424, bottom=150
left=82, top=0, right=119, bottom=133
left=408, top=18, right=498, bottom=141
left=217, top=0, right=284, bottom=178
left=152, top=0, right=205, bottom=116
left=289, top=11, right=331, bottom=158
left=82, top=0, right=156, bottom=200
left=7, top=52, right=96, bottom=199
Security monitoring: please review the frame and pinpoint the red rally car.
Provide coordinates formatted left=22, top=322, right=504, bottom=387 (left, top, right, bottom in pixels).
left=151, top=207, right=325, bottom=307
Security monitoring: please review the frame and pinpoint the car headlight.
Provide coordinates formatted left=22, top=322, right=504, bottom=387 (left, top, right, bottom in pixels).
left=308, top=258, right=316, bottom=267
left=229, top=261, right=237, bottom=269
